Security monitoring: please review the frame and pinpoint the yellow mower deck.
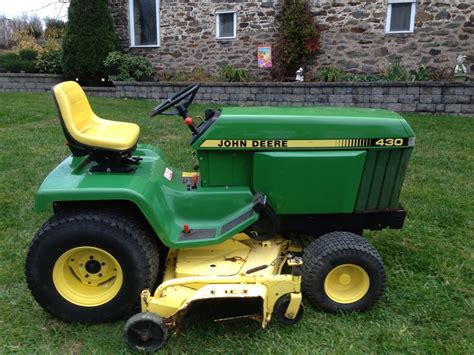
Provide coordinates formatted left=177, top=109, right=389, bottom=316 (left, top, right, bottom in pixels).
left=140, top=234, right=303, bottom=328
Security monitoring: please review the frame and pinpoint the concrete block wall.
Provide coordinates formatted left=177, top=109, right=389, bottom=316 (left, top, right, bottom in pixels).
left=114, top=81, right=474, bottom=115
left=0, top=74, right=472, bottom=115
left=0, top=73, right=64, bottom=92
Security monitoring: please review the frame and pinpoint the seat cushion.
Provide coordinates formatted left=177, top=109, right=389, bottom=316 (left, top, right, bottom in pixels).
left=80, top=116, right=140, bottom=151
left=53, top=81, right=140, bottom=151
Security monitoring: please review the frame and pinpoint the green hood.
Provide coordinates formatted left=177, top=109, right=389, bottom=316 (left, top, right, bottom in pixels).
left=192, top=106, right=415, bottom=150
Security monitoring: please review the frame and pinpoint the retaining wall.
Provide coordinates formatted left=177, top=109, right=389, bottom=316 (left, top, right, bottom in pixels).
left=1, top=73, right=472, bottom=115
left=114, top=81, right=474, bottom=115
left=0, top=73, right=64, bottom=92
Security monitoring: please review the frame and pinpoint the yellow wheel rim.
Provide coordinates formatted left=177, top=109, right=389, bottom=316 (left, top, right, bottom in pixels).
left=324, top=264, right=370, bottom=304
left=52, top=246, right=123, bottom=307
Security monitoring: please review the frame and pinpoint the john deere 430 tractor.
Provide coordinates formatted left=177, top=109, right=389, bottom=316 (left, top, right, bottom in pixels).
left=26, top=82, right=415, bottom=351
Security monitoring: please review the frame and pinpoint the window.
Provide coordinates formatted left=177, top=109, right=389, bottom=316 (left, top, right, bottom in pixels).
left=385, top=0, right=416, bottom=34
left=216, top=11, right=237, bottom=39
left=129, top=0, right=160, bottom=47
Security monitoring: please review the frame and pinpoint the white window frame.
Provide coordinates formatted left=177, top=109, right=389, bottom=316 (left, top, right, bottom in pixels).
left=128, top=0, right=160, bottom=47
left=216, top=10, right=237, bottom=40
left=385, top=0, right=416, bottom=34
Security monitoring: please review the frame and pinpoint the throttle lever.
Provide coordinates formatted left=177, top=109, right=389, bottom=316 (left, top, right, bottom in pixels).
left=184, top=117, right=198, bottom=134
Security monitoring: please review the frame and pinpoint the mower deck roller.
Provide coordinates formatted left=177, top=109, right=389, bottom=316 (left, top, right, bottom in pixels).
left=26, top=83, right=415, bottom=351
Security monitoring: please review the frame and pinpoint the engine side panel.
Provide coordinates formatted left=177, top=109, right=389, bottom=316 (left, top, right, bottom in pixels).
left=252, top=151, right=366, bottom=214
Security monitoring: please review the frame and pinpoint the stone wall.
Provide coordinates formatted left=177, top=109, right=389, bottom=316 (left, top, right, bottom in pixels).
left=313, top=0, right=473, bottom=78
left=1, top=74, right=472, bottom=115
left=113, top=81, right=474, bottom=114
left=109, top=0, right=278, bottom=80
left=0, top=73, right=64, bottom=92
left=108, top=0, right=474, bottom=80
left=0, top=74, right=117, bottom=97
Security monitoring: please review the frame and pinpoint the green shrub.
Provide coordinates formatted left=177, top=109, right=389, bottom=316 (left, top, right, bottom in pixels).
left=103, top=51, right=154, bottom=82
left=191, top=68, right=212, bottom=82
left=63, top=0, right=117, bottom=84
left=219, top=65, right=250, bottom=82
left=19, top=48, right=38, bottom=61
left=411, top=65, right=430, bottom=81
left=35, top=49, right=63, bottom=74
left=346, top=73, right=386, bottom=82
left=385, top=61, right=409, bottom=81
left=272, top=0, right=319, bottom=80
left=0, top=53, right=20, bottom=65
left=170, top=72, right=190, bottom=82
left=316, top=67, right=348, bottom=82
left=44, top=18, right=66, bottom=40
left=316, top=68, right=387, bottom=82
left=0, top=53, right=35, bottom=73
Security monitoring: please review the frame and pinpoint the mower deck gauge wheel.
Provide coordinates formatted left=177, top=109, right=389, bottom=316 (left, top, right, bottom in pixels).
left=273, top=294, right=304, bottom=326
left=124, top=312, right=168, bottom=352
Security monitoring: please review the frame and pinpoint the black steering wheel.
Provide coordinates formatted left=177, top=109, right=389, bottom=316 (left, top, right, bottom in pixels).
left=150, top=84, right=200, bottom=117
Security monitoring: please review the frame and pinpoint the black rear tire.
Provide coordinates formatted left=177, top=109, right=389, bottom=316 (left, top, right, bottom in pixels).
left=302, top=231, right=386, bottom=312
left=25, top=210, right=160, bottom=323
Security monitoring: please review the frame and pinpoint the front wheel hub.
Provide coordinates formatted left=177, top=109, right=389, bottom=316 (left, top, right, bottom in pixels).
left=52, top=246, right=123, bottom=307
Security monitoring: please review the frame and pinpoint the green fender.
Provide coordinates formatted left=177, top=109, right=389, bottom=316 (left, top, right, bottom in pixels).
left=35, top=144, right=258, bottom=248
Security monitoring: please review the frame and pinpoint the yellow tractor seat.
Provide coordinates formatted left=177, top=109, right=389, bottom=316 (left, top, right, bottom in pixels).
left=53, top=81, right=140, bottom=152
left=52, top=81, right=142, bottom=173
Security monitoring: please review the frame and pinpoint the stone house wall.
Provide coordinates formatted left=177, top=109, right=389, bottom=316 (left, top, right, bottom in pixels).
left=109, top=0, right=279, bottom=80
left=312, top=0, right=473, bottom=78
left=110, top=1, right=473, bottom=79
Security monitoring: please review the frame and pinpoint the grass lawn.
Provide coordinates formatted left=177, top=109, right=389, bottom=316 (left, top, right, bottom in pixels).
left=0, top=92, right=473, bottom=354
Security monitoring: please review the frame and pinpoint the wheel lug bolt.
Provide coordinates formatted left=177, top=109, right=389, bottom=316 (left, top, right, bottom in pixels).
left=85, top=274, right=89, bottom=278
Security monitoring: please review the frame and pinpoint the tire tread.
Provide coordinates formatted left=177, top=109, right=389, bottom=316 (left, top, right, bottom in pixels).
left=26, top=210, right=160, bottom=323
left=302, top=231, right=386, bottom=312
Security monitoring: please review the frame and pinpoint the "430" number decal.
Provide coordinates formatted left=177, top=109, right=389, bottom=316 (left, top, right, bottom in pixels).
left=375, top=138, right=404, bottom=146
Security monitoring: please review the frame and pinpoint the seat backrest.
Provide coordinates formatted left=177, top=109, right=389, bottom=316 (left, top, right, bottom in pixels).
left=52, top=81, right=95, bottom=143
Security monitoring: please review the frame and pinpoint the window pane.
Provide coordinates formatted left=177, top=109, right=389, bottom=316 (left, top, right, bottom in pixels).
left=219, top=13, right=235, bottom=38
left=390, top=3, right=412, bottom=32
left=133, top=0, right=157, bottom=45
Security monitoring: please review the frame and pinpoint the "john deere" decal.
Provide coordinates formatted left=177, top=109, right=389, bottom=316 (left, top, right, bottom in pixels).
left=200, top=138, right=413, bottom=149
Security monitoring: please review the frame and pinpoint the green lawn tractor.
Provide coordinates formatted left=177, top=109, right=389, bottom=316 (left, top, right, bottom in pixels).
left=26, top=82, right=415, bottom=351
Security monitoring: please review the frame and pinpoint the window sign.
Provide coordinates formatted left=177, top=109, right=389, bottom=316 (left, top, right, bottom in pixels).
left=257, top=45, right=272, bottom=68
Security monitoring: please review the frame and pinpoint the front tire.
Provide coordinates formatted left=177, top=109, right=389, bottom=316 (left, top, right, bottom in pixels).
left=25, top=211, right=160, bottom=323
left=302, top=231, right=386, bottom=312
